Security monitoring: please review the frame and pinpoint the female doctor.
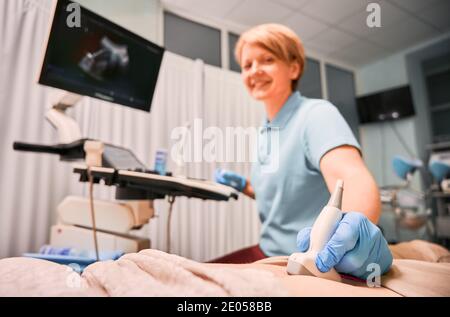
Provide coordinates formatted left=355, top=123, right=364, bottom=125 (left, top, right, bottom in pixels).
left=213, top=24, right=392, bottom=279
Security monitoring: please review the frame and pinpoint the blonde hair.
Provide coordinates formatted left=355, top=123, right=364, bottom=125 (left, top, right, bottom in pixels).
left=235, top=24, right=306, bottom=91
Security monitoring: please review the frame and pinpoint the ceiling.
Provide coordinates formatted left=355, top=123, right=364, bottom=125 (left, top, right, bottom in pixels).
left=161, top=0, right=450, bottom=68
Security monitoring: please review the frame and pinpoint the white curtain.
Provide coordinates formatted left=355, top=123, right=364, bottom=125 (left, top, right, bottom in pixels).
left=0, top=0, right=263, bottom=261
left=0, top=0, right=66, bottom=259
left=201, top=65, right=264, bottom=260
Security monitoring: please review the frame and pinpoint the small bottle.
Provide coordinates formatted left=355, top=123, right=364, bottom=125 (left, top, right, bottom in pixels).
left=154, top=149, right=168, bottom=176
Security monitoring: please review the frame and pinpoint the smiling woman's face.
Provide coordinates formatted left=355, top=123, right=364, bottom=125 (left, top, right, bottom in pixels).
left=240, top=43, right=299, bottom=102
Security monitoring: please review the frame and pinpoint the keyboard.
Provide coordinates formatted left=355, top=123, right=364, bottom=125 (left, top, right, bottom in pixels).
left=73, top=165, right=239, bottom=201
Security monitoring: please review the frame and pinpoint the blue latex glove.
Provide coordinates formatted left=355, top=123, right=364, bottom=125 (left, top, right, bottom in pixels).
left=214, top=168, right=246, bottom=192
left=296, top=212, right=393, bottom=279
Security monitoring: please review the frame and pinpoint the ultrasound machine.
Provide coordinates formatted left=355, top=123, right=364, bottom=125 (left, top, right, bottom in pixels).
left=13, top=0, right=238, bottom=266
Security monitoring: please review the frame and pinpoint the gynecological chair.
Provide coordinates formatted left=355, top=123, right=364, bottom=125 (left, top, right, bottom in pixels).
left=428, top=157, right=450, bottom=247
left=429, top=161, right=450, bottom=194
left=380, top=156, right=433, bottom=241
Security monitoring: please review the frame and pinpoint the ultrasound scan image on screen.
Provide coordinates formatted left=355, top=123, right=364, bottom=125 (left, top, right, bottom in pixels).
left=39, top=0, right=165, bottom=112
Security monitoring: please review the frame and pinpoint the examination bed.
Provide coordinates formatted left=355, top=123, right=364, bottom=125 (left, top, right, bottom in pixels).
left=1, top=240, right=449, bottom=297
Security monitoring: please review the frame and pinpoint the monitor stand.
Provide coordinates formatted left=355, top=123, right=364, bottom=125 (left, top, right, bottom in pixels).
left=46, top=93, right=83, bottom=144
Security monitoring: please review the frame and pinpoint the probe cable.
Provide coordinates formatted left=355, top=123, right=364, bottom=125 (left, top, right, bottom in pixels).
left=87, top=167, right=100, bottom=262
left=167, top=195, right=176, bottom=254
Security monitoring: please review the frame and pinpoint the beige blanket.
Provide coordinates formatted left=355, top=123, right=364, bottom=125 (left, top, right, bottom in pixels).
left=0, top=249, right=288, bottom=297
left=82, top=249, right=288, bottom=296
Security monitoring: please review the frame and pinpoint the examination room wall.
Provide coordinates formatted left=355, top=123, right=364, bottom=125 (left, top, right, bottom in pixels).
left=357, top=33, right=450, bottom=189
left=357, top=54, right=420, bottom=190
left=0, top=0, right=262, bottom=260
left=355, top=33, right=450, bottom=242
left=76, top=0, right=163, bottom=45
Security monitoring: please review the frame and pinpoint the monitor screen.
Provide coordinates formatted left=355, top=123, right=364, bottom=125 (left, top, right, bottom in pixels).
left=356, top=85, right=415, bottom=124
left=39, top=0, right=165, bottom=112
left=103, top=144, right=147, bottom=170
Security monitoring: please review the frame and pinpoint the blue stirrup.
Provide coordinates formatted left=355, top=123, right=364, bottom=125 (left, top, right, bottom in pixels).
left=392, top=156, right=423, bottom=180
left=429, top=161, right=450, bottom=183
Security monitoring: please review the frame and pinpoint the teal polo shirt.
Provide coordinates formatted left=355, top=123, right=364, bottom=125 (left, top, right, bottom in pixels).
left=251, top=91, right=360, bottom=256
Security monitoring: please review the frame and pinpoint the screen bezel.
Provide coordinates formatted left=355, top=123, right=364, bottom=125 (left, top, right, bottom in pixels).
left=38, top=0, right=165, bottom=112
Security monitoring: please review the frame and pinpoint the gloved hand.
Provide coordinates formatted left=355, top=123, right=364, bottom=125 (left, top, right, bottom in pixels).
left=214, top=168, right=247, bottom=192
left=296, top=212, right=393, bottom=279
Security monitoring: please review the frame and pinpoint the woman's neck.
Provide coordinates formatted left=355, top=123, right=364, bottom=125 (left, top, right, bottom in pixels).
left=264, top=89, right=293, bottom=122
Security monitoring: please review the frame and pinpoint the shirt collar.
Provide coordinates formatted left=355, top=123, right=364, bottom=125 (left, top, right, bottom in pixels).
left=263, top=91, right=302, bottom=129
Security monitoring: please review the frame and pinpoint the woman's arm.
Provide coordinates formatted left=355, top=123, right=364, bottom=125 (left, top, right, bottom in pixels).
left=243, top=180, right=255, bottom=199
left=320, top=145, right=381, bottom=224
left=297, top=145, right=392, bottom=279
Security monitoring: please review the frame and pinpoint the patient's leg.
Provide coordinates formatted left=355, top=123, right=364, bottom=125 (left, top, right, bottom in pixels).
left=205, top=263, right=400, bottom=297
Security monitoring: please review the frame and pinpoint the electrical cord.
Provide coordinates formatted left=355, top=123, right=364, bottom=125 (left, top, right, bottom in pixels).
left=381, top=124, right=386, bottom=186
left=166, top=195, right=176, bottom=254
left=87, top=167, right=100, bottom=261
